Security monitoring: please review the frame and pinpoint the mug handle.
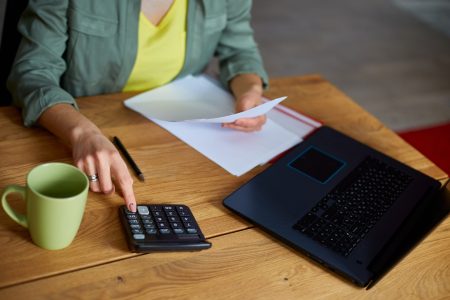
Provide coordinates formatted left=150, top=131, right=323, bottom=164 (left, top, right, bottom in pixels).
left=1, top=185, right=28, bottom=228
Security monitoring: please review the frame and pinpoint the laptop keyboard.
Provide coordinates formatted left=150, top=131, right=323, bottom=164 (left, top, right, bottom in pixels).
left=293, top=156, right=413, bottom=256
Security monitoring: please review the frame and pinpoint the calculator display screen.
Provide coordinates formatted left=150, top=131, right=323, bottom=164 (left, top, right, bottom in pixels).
left=289, top=147, right=345, bottom=183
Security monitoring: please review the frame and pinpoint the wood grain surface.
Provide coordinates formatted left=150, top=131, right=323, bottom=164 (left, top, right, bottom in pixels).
left=0, top=75, right=447, bottom=299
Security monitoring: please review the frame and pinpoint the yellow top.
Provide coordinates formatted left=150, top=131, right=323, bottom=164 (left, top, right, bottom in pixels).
left=123, top=0, right=187, bottom=92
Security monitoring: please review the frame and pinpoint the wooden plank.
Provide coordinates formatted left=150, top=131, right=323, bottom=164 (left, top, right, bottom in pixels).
left=1, top=216, right=448, bottom=299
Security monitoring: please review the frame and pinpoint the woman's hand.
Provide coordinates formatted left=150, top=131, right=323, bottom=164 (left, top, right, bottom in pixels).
left=71, top=129, right=137, bottom=212
left=38, top=104, right=137, bottom=212
left=223, top=73, right=266, bottom=132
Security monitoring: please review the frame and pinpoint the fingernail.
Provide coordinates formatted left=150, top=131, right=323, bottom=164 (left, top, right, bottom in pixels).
left=128, top=203, right=136, bottom=212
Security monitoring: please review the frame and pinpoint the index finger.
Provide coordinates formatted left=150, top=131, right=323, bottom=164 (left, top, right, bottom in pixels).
left=120, top=181, right=137, bottom=213
left=110, top=157, right=137, bottom=212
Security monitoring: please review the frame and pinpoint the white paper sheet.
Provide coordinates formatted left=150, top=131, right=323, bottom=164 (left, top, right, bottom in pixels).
left=187, top=96, right=287, bottom=123
left=151, top=119, right=301, bottom=176
left=124, top=75, right=321, bottom=176
left=124, top=75, right=286, bottom=123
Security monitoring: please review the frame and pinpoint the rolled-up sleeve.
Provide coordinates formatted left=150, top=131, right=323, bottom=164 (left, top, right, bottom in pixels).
left=216, top=0, right=269, bottom=89
left=7, top=0, right=77, bottom=127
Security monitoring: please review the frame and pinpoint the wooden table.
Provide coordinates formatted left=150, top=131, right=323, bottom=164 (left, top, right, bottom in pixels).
left=0, top=76, right=448, bottom=299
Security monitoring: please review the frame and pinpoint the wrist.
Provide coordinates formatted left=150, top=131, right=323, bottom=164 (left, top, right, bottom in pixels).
left=69, top=122, right=101, bottom=147
left=240, top=83, right=263, bottom=98
left=230, top=73, right=263, bottom=99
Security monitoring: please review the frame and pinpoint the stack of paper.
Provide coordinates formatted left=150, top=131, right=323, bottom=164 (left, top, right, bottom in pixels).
left=124, top=75, right=321, bottom=176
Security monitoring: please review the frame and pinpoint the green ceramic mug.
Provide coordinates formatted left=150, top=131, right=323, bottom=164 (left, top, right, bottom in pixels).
left=1, top=163, right=89, bottom=250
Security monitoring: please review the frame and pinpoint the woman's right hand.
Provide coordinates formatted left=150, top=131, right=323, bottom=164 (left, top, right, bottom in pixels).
left=71, top=129, right=137, bottom=212
left=38, top=104, right=137, bottom=212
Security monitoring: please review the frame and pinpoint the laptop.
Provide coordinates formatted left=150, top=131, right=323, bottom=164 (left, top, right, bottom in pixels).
left=223, top=126, right=449, bottom=288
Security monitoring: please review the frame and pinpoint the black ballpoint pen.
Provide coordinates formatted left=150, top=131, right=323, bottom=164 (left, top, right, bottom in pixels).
left=113, top=136, right=145, bottom=182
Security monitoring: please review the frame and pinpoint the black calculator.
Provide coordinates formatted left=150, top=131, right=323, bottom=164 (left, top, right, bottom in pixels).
left=119, top=204, right=211, bottom=252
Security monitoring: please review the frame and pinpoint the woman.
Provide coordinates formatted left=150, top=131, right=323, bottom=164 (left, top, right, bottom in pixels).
left=7, top=0, right=269, bottom=212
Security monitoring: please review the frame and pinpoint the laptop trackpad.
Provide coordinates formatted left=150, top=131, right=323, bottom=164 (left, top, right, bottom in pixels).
left=288, top=147, right=345, bottom=184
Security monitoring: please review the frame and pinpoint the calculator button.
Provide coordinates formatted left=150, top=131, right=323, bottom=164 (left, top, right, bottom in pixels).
left=127, top=214, right=138, bottom=219
left=177, top=211, right=189, bottom=217
left=133, top=234, right=145, bottom=240
left=155, top=216, right=167, bottom=223
left=132, top=229, right=144, bottom=234
left=152, top=211, right=163, bottom=218
left=170, top=222, right=183, bottom=229
left=140, top=215, right=152, bottom=220
left=181, top=216, right=192, bottom=222
left=144, top=224, right=156, bottom=229
left=128, top=219, right=139, bottom=224
left=166, top=211, right=177, bottom=217
left=163, top=206, right=175, bottom=211
left=142, top=219, right=153, bottom=224
left=183, top=222, right=195, bottom=228
left=146, top=228, right=157, bottom=235
left=157, top=222, right=169, bottom=229
left=173, top=228, right=185, bottom=234
left=159, top=228, right=171, bottom=234
left=187, top=228, right=198, bottom=234
left=130, top=224, right=141, bottom=229
left=168, top=216, right=180, bottom=223
left=137, top=206, right=150, bottom=215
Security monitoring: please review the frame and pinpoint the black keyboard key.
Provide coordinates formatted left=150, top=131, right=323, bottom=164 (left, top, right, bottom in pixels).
left=166, top=211, right=177, bottom=217
left=181, top=216, right=193, bottom=223
left=155, top=216, right=166, bottom=223
left=133, top=234, right=145, bottom=240
left=292, top=156, right=412, bottom=256
left=168, top=216, right=180, bottom=223
left=137, top=206, right=150, bottom=215
left=163, top=206, right=175, bottom=212
left=152, top=211, right=164, bottom=218
left=170, top=222, right=183, bottom=229
left=293, top=213, right=318, bottom=230
left=157, top=222, right=169, bottom=229
left=146, top=228, right=157, bottom=235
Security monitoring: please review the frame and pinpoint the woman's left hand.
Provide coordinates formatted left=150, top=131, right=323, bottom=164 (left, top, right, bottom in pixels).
left=222, top=91, right=266, bottom=132
left=222, top=74, right=266, bottom=132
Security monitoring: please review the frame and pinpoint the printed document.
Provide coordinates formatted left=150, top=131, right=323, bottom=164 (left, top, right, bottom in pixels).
left=124, top=75, right=320, bottom=176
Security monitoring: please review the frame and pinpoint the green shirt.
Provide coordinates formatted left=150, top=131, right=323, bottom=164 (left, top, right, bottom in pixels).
left=8, top=0, right=268, bottom=127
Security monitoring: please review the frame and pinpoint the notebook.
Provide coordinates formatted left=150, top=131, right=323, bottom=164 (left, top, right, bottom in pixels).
left=223, top=126, right=449, bottom=287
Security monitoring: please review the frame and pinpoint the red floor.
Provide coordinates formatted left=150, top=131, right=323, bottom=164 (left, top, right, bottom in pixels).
left=398, top=122, right=450, bottom=175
